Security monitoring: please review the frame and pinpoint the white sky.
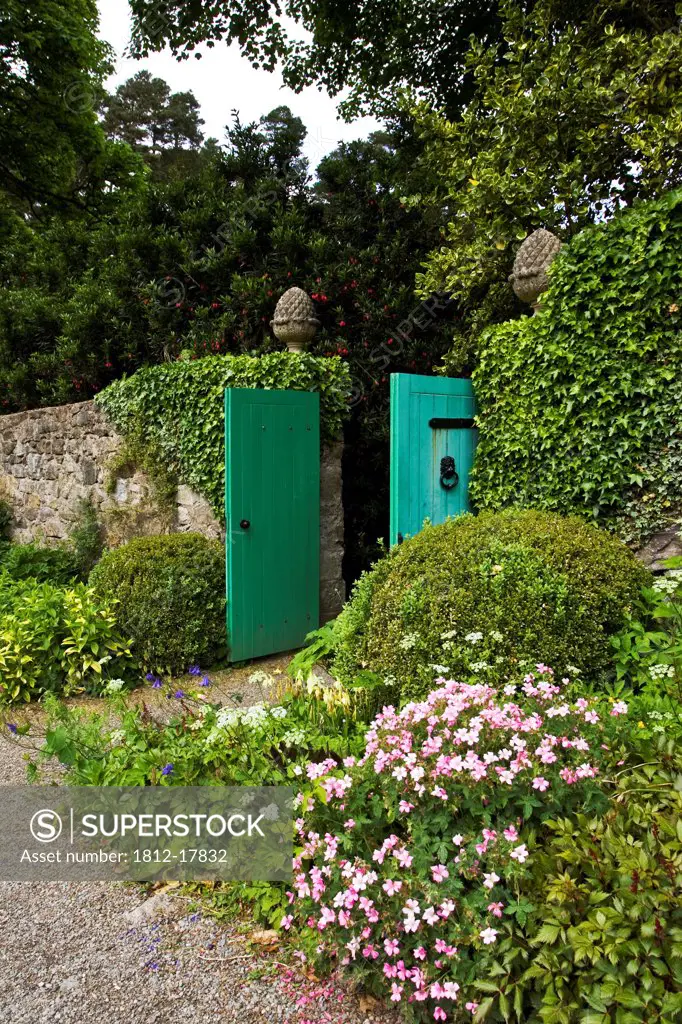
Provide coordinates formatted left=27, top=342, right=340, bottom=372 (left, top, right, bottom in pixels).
left=96, top=0, right=382, bottom=168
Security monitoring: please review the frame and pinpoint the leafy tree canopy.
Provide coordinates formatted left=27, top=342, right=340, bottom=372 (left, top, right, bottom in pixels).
left=101, top=70, right=205, bottom=152
left=0, top=0, right=143, bottom=215
left=126, top=0, right=678, bottom=117
left=409, top=0, right=682, bottom=372
left=127, top=0, right=505, bottom=117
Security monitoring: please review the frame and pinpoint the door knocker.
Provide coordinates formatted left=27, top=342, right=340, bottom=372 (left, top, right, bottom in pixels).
left=440, top=455, right=459, bottom=490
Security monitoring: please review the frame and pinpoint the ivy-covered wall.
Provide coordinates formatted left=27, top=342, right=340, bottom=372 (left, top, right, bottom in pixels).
left=95, top=352, right=351, bottom=522
left=0, top=353, right=350, bottom=618
left=471, top=190, right=682, bottom=547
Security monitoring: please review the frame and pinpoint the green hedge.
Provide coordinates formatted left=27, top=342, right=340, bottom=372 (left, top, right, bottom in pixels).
left=95, top=353, right=351, bottom=521
left=471, top=190, right=682, bottom=544
left=89, top=533, right=226, bottom=674
left=332, top=509, right=650, bottom=694
left=0, top=542, right=80, bottom=585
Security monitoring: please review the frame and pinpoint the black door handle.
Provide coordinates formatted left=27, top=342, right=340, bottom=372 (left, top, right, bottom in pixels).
left=440, top=456, right=459, bottom=490
left=240, top=519, right=250, bottom=530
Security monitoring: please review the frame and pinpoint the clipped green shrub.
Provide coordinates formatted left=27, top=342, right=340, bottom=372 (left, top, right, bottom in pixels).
left=472, top=189, right=682, bottom=544
left=89, top=533, right=226, bottom=673
left=0, top=574, right=136, bottom=703
left=332, top=510, right=650, bottom=694
left=95, top=353, right=351, bottom=522
left=0, top=542, right=79, bottom=584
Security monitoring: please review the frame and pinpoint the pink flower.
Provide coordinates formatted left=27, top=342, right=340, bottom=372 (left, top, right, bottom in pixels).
left=465, top=1002, right=479, bottom=1014
left=414, top=945, right=427, bottom=960
left=423, top=906, right=440, bottom=926
left=280, top=914, right=293, bottom=930
left=488, top=902, right=504, bottom=918
left=510, top=843, right=529, bottom=864
left=431, top=864, right=449, bottom=883
left=384, top=938, right=400, bottom=956
left=480, top=927, right=498, bottom=945
left=390, top=983, right=403, bottom=1002
left=344, top=819, right=355, bottom=830
left=483, top=872, right=500, bottom=889
left=382, top=879, right=403, bottom=896
left=532, top=776, right=549, bottom=791
left=434, top=1009, right=447, bottom=1021
left=610, top=701, right=628, bottom=717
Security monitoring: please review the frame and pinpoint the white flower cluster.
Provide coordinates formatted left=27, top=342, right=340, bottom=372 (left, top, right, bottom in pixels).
left=104, top=678, right=125, bottom=694
left=464, top=631, right=483, bottom=644
left=652, top=569, right=682, bottom=596
left=399, top=632, right=420, bottom=651
left=649, top=663, right=675, bottom=680
left=282, top=727, right=306, bottom=746
left=248, top=669, right=273, bottom=689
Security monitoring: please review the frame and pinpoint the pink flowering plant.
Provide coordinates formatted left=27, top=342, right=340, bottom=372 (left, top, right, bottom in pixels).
left=288, top=666, right=631, bottom=1022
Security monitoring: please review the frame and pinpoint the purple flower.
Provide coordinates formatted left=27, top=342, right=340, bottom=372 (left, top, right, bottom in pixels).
left=200, top=675, right=211, bottom=687
left=145, top=672, right=155, bottom=682
left=151, top=678, right=163, bottom=689
left=161, top=763, right=174, bottom=776
left=7, top=724, right=17, bottom=735
left=174, top=690, right=185, bottom=699
left=188, top=665, right=201, bottom=676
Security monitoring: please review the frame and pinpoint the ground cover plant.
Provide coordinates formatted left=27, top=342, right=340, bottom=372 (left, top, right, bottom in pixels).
left=89, top=533, right=226, bottom=674
left=19, top=670, right=367, bottom=788
left=471, top=190, right=682, bottom=545
left=0, top=573, right=136, bottom=703
left=332, top=510, right=650, bottom=696
left=289, top=668, right=682, bottom=1022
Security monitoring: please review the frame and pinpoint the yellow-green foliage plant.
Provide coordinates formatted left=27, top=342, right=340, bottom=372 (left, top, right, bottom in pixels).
left=0, top=574, right=136, bottom=703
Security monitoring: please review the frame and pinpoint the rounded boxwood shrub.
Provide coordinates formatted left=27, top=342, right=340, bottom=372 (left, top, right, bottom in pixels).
left=332, top=510, right=650, bottom=694
left=89, top=533, right=226, bottom=674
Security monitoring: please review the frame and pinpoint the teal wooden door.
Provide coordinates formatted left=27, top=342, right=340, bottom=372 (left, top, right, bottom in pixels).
left=225, top=388, right=320, bottom=662
left=390, top=374, right=477, bottom=546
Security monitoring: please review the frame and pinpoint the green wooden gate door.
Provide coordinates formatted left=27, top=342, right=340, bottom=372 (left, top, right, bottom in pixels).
left=225, top=388, right=320, bottom=662
left=390, top=374, right=477, bottom=546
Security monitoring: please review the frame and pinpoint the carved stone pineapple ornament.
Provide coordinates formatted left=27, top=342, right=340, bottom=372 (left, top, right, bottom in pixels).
left=271, top=287, right=320, bottom=352
left=509, top=228, right=562, bottom=310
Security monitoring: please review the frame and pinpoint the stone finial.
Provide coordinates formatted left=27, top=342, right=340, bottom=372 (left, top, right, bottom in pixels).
left=509, top=228, right=562, bottom=309
left=271, top=287, right=320, bottom=353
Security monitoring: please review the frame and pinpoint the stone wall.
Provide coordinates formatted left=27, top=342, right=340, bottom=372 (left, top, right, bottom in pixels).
left=0, top=400, right=345, bottom=620
left=635, top=524, right=682, bottom=572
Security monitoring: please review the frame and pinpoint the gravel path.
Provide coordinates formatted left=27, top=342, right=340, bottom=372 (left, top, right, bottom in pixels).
left=0, top=672, right=398, bottom=1024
